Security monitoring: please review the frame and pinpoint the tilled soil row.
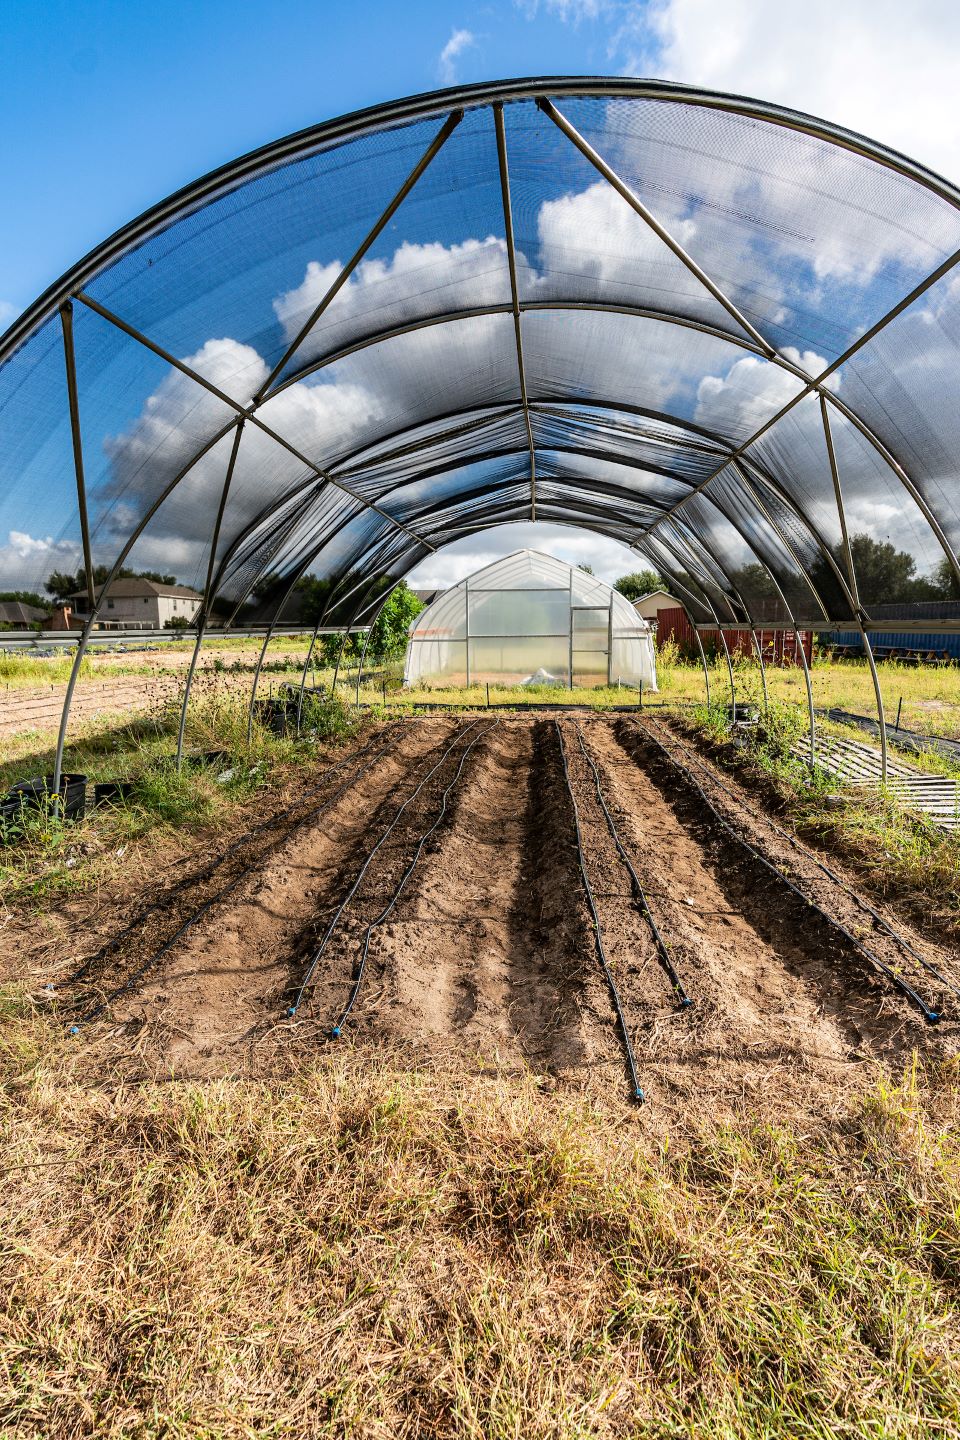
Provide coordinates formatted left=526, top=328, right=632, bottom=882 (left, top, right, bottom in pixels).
left=43, top=723, right=406, bottom=1003
left=33, top=715, right=958, bottom=1101
left=101, top=717, right=486, bottom=1069
left=638, top=714, right=960, bottom=1019
left=606, top=717, right=959, bottom=1061
left=636, top=715, right=960, bottom=994
left=309, top=718, right=624, bottom=1078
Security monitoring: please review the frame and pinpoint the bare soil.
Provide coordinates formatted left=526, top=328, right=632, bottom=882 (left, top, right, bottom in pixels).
left=4, top=715, right=958, bottom=1114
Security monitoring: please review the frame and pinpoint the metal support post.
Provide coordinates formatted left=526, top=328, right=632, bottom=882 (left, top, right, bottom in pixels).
left=494, top=103, right=537, bottom=521
left=247, top=626, right=276, bottom=747
left=795, top=628, right=816, bottom=768
left=330, top=624, right=352, bottom=693
left=568, top=568, right=574, bottom=690
left=751, top=629, right=769, bottom=715
left=464, top=576, right=471, bottom=688
left=59, top=302, right=95, bottom=610
left=176, top=419, right=245, bottom=768
left=719, top=627, right=736, bottom=718
left=295, top=619, right=324, bottom=734
left=356, top=587, right=395, bottom=705
left=691, top=621, right=711, bottom=709
left=860, top=627, right=889, bottom=783
left=607, top=595, right=614, bottom=686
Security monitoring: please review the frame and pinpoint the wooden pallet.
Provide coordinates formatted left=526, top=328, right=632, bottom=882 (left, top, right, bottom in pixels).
left=793, top=734, right=960, bottom=831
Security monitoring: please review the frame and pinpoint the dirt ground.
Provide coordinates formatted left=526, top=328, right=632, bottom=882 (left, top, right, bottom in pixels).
left=3, top=715, right=958, bottom=1121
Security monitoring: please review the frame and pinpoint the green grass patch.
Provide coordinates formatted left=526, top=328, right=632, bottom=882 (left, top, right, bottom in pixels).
left=0, top=690, right=369, bottom=909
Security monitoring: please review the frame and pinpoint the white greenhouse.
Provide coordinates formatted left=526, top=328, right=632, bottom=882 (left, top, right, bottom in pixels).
left=403, top=550, right=657, bottom=691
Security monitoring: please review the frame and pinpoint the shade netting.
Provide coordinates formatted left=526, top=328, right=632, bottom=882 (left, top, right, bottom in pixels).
left=2, top=77, right=960, bottom=634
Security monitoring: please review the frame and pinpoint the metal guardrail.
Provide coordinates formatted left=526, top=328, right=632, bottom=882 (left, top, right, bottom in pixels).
left=0, top=625, right=367, bottom=652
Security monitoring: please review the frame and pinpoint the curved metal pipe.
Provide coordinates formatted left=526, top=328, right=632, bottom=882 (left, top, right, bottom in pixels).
left=176, top=419, right=246, bottom=768
left=752, top=630, right=769, bottom=715
left=794, top=628, right=816, bottom=768
left=7, top=74, right=960, bottom=369
left=860, top=629, right=888, bottom=784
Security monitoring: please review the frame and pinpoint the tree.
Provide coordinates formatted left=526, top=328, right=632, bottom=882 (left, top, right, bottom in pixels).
left=613, top=569, right=664, bottom=603
left=290, top=574, right=333, bottom=625
left=730, top=563, right=781, bottom=601
left=45, top=565, right=176, bottom=600
left=0, top=589, right=46, bottom=610
left=931, top=556, right=960, bottom=601
left=577, top=563, right=595, bottom=575
left=809, top=533, right=940, bottom=607
left=366, top=582, right=424, bottom=662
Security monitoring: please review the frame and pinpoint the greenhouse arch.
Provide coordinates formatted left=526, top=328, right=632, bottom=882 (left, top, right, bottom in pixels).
left=4, top=76, right=960, bottom=777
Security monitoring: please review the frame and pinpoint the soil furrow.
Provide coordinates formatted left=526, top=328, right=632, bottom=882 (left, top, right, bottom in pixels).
left=592, top=717, right=939, bottom=1072
left=320, top=719, right=618, bottom=1074
left=100, top=718, right=468, bottom=1068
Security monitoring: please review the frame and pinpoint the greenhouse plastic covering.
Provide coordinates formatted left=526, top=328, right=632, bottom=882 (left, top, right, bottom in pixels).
left=4, top=76, right=960, bottom=642
left=404, top=549, right=657, bottom=689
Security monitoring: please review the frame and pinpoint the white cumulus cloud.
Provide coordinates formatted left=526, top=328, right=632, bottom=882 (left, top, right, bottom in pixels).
left=624, top=0, right=960, bottom=186
left=0, top=530, right=80, bottom=592
left=437, top=28, right=476, bottom=85
left=273, top=237, right=513, bottom=371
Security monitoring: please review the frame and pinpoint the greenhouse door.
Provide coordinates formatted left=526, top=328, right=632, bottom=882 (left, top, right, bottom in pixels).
left=570, top=604, right=611, bottom=689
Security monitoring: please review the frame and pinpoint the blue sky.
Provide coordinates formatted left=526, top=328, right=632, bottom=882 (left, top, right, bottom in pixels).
left=3, top=0, right=958, bottom=328
left=2, top=0, right=958, bottom=592
left=0, top=0, right=638, bottom=322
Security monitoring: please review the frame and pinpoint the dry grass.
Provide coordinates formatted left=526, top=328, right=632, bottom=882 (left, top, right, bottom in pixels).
left=1, top=991, right=958, bottom=1438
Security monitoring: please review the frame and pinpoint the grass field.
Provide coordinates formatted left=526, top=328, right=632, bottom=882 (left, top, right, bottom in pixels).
left=4, top=634, right=960, bottom=737
left=3, top=647, right=960, bottom=917
left=2, top=999, right=958, bottom=1438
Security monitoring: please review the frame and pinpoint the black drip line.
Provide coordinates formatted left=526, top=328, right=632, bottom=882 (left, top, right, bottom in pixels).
left=287, top=718, right=488, bottom=1017
left=61, top=722, right=405, bottom=993
left=646, top=718, right=960, bottom=1005
left=574, top=724, right=693, bottom=1009
left=329, top=720, right=499, bottom=1037
left=64, top=724, right=407, bottom=1033
left=639, top=717, right=942, bottom=1025
left=554, top=719, right=646, bottom=1103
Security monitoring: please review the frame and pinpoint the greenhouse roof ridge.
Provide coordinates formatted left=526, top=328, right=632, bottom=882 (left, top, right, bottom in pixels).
left=4, top=72, right=960, bottom=667
left=441, top=548, right=585, bottom=588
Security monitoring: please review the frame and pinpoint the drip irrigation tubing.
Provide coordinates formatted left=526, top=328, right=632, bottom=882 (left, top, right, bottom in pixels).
left=64, top=723, right=409, bottom=1032
left=353, top=700, right=689, bottom=713
left=637, top=717, right=943, bottom=1025
left=60, top=722, right=405, bottom=991
left=287, top=718, right=487, bottom=1017
left=645, top=717, right=960, bottom=1004
left=574, top=725, right=692, bottom=1009
left=330, top=720, right=500, bottom=1037
left=554, top=719, right=646, bottom=1103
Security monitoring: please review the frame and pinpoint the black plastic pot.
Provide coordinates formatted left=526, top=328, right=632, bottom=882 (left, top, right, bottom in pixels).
left=2, top=772, right=88, bottom=824
left=183, top=748, right=231, bottom=768
left=258, top=696, right=298, bottom=735
left=94, top=779, right=136, bottom=807
left=725, top=703, right=760, bottom=724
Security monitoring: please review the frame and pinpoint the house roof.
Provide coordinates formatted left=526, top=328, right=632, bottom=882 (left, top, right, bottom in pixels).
left=0, top=600, right=48, bottom=624
left=68, top=579, right=202, bottom=602
left=633, top=589, right=676, bottom=605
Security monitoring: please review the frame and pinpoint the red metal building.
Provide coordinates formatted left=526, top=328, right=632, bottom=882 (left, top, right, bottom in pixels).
left=654, top=607, right=812, bottom=665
